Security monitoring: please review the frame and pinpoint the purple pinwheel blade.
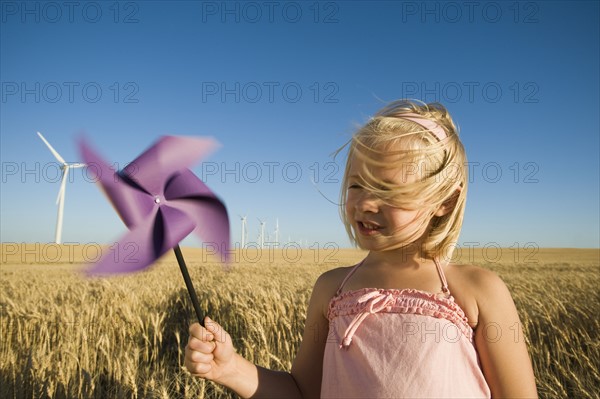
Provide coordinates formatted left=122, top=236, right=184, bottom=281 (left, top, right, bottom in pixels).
left=154, top=205, right=197, bottom=256
left=86, top=206, right=195, bottom=275
left=80, top=134, right=230, bottom=276
left=164, top=169, right=230, bottom=261
left=122, top=136, right=220, bottom=196
left=164, top=169, right=215, bottom=199
left=79, top=139, right=154, bottom=228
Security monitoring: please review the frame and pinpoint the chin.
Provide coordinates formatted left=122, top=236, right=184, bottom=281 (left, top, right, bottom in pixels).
left=355, top=238, right=391, bottom=252
left=358, top=239, right=420, bottom=254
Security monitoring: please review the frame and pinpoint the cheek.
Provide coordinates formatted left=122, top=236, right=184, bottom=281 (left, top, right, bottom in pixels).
left=387, top=208, right=421, bottom=226
left=345, top=192, right=357, bottom=216
left=345, top=199, right=354, bottom=218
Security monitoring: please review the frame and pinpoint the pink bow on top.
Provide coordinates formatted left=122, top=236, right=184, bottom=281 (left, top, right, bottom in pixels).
left=340, top=291, right=396, bottom=349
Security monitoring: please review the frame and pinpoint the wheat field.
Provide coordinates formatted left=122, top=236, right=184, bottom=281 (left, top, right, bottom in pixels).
left=1, top=244, right=598, bottom=398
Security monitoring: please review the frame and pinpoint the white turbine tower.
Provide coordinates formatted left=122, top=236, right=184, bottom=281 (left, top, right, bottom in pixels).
left=274, top=218, right=279, bottom=248
left=37, top=132, right=85, bottom=244
left=239, top=215, right=247, bottom=248
left=257, top=218, right=266, bottom=249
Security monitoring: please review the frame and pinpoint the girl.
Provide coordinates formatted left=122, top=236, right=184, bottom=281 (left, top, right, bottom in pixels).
left=184, top=100, right=538, bottom=398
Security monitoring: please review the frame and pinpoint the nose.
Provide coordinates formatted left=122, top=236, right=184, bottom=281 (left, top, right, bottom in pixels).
left=354, top=190, right=381, bottom=213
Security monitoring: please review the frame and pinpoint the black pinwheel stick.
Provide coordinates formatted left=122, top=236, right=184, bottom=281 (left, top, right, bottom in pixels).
left=174, top=245, right=205, bottom=327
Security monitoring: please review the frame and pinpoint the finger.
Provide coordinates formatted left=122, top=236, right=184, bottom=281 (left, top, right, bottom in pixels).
left=189, top=322, right=214, bottom=342
left=185, top=356, right=212, bottom=376
left=204, top=316, right=227, bottom=343
left=188, top=349, right=214, bottom=364
left=188, top=336, right=218, bottom=353
left=185, top=344, right=213, bottom=365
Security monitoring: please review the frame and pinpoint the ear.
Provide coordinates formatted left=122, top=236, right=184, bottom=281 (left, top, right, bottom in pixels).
left=434, top=189, right=460, bottom=217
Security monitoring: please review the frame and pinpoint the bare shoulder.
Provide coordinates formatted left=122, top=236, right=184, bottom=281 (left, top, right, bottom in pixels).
left=445, top=264, right=512, bottom=327
left=447, top=263, right=508, bottom=295
left=312, top=266, right=355, bottom=317
left=317, top=265, right=354, bottom=287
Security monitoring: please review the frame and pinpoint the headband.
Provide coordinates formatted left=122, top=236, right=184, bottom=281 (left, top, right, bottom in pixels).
left=396, top=113, right=462, bottom=192
left=396, top=113, right=448, bottom=142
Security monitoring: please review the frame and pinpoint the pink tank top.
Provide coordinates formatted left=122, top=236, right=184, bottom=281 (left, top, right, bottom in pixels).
left=321, top=259, right=491, bottom=398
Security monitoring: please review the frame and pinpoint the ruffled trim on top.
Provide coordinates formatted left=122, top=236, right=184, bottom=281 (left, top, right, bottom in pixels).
left=328, top=287, right=474, bottom=341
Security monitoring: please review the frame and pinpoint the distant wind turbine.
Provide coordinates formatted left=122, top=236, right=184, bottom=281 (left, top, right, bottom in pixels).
left=257, top=218, right=266, bottom=249
left=274, top=218, right=279, bottom=248
left=239, top=215, right=247, bottom=248
left=37, top=132, right=85, bottom=244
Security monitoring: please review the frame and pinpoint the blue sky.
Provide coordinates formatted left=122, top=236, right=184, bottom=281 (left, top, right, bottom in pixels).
left=1, top=1, right=599, bottom=251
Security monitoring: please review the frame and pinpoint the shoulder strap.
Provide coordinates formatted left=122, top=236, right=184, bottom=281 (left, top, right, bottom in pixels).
left=335, top=260, right=365, bottom=296
left=433, top=257, right=451, bottom=295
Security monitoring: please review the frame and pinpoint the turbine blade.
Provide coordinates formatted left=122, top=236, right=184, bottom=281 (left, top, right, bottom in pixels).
left=37, top=132, right=67, bottom=165
left=56, top=168, right=69, bottom=204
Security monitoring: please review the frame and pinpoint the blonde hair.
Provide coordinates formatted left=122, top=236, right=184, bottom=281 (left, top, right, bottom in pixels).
left=339, top=99, right=467, bottom=261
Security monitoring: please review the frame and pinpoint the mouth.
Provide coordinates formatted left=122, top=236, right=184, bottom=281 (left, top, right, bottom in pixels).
left=357, top=221, right=382, bottom=236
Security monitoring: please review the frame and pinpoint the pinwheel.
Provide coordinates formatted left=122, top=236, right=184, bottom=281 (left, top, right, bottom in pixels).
left=79, top=135, right=230, bottom=326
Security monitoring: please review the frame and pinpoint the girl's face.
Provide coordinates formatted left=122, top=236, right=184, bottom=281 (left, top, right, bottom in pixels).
left=345, top=146, right=435, bottom=252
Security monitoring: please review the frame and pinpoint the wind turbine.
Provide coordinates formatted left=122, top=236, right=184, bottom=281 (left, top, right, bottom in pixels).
left=274, top=218, right=279, bottom=248
left=257, top=218, right=266, bottom=249
left=37, top=132, right=86, bottom=244
left=238, top=215, right=247, bottom=248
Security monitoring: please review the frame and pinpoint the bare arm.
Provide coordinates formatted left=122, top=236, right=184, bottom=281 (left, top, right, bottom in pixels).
left=290, top=272, right=332, bottom=397
left=185, top=273, right=333, bottom=398
left=474, top=270, right=538, bottom=398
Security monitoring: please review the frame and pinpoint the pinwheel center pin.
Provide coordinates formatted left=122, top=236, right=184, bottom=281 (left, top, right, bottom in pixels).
left=154, top=195, right=161, bottom=205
